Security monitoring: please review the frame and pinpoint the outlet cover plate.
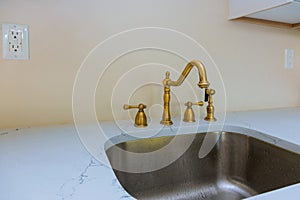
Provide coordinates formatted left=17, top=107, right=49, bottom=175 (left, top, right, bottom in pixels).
left=2, top=23, right=29, bottom=60
left=285, top=48, right=294, bottom=69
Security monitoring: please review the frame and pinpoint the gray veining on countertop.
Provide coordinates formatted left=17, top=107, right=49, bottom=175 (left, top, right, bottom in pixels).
left=0, top=107, right=300, bottom=200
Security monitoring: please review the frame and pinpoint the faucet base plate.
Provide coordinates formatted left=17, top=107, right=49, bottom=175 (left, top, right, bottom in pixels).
left=204, top=117, right=217, bottom=122
left=160, top=120, right=173, bottom=126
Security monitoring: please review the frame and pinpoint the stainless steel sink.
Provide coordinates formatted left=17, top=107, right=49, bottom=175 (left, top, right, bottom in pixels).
left=106, top=131, right=300, bottom=200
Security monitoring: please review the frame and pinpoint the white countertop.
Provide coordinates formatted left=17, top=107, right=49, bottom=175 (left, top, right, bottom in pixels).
left=0, top=107, right=300, bottom=200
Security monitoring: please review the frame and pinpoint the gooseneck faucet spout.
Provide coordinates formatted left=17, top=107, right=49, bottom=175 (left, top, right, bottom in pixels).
left=160, top=60, right=216, bottom=125
left=166, top=60, right=210, bottom=89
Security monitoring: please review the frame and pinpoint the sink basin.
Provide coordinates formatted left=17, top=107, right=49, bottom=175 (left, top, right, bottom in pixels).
left=106, top=130, right=300, bottom=200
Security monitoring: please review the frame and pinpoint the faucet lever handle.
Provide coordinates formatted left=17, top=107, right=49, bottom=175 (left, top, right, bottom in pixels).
left=191, top=101, right=205, bottom=107
left=123, top=103, right=147, bottom=127
left=123, top=104, right=146, bottom=110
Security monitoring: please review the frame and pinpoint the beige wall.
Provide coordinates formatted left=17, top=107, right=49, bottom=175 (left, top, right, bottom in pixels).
left=0, top=0, right=299, bottom=128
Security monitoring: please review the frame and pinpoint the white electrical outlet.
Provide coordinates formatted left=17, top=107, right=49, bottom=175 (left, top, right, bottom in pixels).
left=2, top=23, right=29, bottom=60
left=285, top=49, right=294, bottom=69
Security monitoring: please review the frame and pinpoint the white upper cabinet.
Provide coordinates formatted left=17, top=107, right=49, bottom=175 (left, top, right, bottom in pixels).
left=229, top=0, right=300, bottom=29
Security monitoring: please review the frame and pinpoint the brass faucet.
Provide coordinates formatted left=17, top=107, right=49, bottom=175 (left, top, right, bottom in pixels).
left=123, top=103, right=148, bottom=127
left=183, top=101, right=204, bottom=122
left=160, top=60, right=216, bottom=125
